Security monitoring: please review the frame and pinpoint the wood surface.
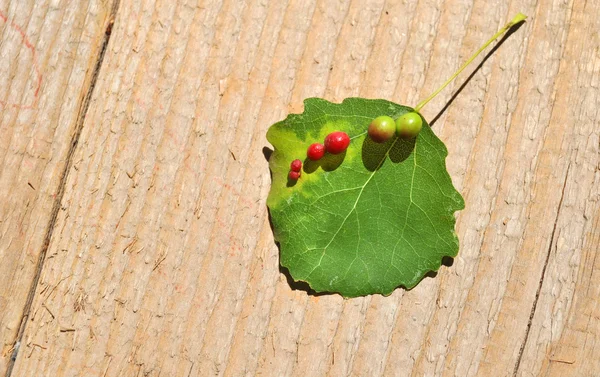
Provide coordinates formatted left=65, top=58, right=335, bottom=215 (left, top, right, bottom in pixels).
left=0, top=0, right=117, bottom=374
left=1, top=0, right=599, bottom=376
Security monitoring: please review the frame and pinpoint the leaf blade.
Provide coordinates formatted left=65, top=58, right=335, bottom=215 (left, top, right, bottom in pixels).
left=267, top=98, right=464, bottom=297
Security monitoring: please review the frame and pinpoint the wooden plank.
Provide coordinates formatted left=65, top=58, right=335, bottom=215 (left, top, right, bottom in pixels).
left=512, top=1, right=600, bottom=375
left=10, top=0, right=600, bottom=376
left=540, top=205, right=600, bottom=377
left=413, top=0, right=589, bottom=375
left=0, top=1, right=116, bottom=374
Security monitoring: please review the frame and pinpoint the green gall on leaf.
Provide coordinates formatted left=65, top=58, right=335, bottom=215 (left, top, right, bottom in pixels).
left=396, top=112, right=423, bottom=139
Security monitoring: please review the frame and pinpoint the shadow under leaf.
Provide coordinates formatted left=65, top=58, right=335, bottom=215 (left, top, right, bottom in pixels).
left=279, top=265, right=334, bottom=297
left=442, top=256, right=454, bottom=267
left=405, top=256, right=455, bottom=290
left=262, top=146, right=273, bottom=162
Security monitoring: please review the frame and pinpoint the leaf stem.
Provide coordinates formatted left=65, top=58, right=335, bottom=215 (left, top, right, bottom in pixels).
left=414, top=12, right=527, bottom=113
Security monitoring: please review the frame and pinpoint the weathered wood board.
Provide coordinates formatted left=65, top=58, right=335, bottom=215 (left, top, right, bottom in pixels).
left=0, top=1, right=117, bottom=374
left=2, top=0, right=599, bottom=376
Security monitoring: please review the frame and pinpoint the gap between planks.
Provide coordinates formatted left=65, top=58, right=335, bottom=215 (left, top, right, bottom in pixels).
left=512, top=162, right=572, bottom=376
left=4, top=1, right=121, bottom=376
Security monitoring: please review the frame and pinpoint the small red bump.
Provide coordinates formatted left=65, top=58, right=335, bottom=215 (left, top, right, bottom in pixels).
left=289, top=170, right=301, bottom=180
left=290, top=159, right=302, bottom=172
left=307, top=143, right=325, bottom=161
left=324, top=131, right=350, bottom=154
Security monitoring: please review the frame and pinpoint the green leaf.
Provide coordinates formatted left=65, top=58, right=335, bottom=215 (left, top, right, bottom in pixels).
left=266, top=98, right=464, bottom=298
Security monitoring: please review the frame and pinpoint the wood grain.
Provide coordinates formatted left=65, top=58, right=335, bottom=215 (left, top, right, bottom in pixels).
left=0, top=0, right=116, bottom=374
left=4, top=0, right=600, bottom=376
